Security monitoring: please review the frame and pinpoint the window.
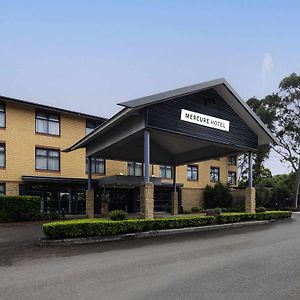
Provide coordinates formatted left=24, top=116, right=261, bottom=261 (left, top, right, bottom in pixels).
left=36, top=111, right=60, bottom=135
left=86, top=121, right=99, bottom=135
left=0, top=103, right=5, bottom=128
left=35, top=148, right=60, bottom=171
left=228, top=171, right=237, bottom=185
left=187, top=165, right=198, bottom=181
left=159, top=165, right=173, bottom=179
left=210, top=167, right=220, bottom=182
left=0, top=183, right=5, bottom=196
left=0, top=144, right=5, bottom=168
left=86, top=158, right=105, bottom=174
left=128, top=162, right=143, bottom=176
left=228, top=155, right=237, bottom=165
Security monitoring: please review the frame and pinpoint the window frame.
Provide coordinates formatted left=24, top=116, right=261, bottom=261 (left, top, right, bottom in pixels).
left=86, top=157, right=106, bottom=175
left=187, top=164, right=199, bottom=181
left=127, top=162, right=143, bottom=176
left=0, top=183, right=5, bottom=196
left=35, top=110, right=60, bottom=136
left=0, top=143, right=5, bottom=169
left=35, top=147, right=60, bottom=172
left=228, top=155, right=237, bottom=165
left=0, top=102, right=5, bottom=128
left=210, top=167, right=220, bottom=183
left=228, top=171, right=237, bottom=185
left=86, top=120, right=99, bottom=135
left=159, top=165, right=173, bottom=179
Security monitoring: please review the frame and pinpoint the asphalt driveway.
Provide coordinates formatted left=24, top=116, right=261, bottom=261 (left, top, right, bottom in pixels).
left=0, top=214, right=299, bottom=300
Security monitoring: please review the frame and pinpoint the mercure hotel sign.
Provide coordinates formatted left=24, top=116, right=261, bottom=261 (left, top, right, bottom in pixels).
left=180, top=109, right=230, bottom=132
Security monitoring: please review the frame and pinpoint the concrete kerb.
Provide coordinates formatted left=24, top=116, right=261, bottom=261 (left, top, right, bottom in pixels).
left=37, top=219, right=284, bottom=246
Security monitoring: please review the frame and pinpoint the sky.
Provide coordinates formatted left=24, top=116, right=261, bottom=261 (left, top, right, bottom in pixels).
left=1, top=0, right=299, bottom=174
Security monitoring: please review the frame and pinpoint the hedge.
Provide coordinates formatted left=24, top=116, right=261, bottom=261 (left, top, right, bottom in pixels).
left=0, top=196, right=41, bottom=222
left=42, top=211, right=292, bottom=239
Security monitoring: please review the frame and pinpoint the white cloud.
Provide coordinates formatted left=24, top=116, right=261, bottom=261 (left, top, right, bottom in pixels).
left=261, top=52, right=274, bottom=80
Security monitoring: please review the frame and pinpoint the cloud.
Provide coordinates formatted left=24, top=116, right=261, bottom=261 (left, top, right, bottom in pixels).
left=261, top=52, right=274, bottom=80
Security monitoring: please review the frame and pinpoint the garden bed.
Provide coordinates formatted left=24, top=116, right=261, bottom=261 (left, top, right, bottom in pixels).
left=42, top=211, right=292, bottom=240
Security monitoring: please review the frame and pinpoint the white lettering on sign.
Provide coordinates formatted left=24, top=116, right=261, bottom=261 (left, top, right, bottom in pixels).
left=180, top=109, right=230, bottom=132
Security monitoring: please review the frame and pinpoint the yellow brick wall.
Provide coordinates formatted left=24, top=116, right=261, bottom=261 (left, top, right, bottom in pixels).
left=0, top=101, right=238, bottom=197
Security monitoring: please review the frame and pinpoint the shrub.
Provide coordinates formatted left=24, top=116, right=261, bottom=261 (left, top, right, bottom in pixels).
left=255, top=211, right=292, bottom=220
left=256, top=206, right=266, bottom=213
left=108, top=210, right=128, bottom=221
left=191, top=206, right=202, bottom=213
left=204, top=182, right=233, bottom=208
left=0, top=196, right=41, bottom=222
left=43, top=215, right=216, bottom=239
left=182, top=209, right=192, bottom=214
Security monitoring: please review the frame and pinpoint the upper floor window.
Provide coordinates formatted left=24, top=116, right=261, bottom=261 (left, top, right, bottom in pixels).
left=228, top=155, right=237, bottom=165
left=0, top=183, right=5, bottom=196
left=159, top=165, right=173, bottom=179
left=210, top=167, right=220, bottom=182
left=0, top=103, right=5, bottom=128
left=228, top=171, right=237, bottom=185
left=36, top=111, right=60, bottom=135
left=187, top=165, right=198, bottom=181
left=0, top=144, right=5, bottom=168
left=35, top=148, right=60, bottom=171
left=86, top=158, right=105, bottom=174
left=128, top=162, right=143, bottom=176
left=86, top=121, right=99, bottom=135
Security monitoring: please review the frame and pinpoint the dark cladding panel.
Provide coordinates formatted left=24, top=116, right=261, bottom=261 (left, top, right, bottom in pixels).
left=146, top=89, right=258, bottom=150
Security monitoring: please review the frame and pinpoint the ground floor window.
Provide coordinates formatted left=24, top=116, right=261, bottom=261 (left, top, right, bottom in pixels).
left=228, top=171, right=237, bottom=185
left=35, top=148, right=60, bottom=171
left=128, top=162, right=143, bottom=176
left=187, top=165, right=198, bottom=181
left=86, top=158, right=105, bottom=174
left=159, top=165, right=173, bottom=179
left=210, top=167, right=220, bottom=182
left=0, top=183, right=5, bottom=195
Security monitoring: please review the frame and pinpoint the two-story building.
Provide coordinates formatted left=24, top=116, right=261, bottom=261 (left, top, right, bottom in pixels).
left=0, top=94, right=238, bottom=214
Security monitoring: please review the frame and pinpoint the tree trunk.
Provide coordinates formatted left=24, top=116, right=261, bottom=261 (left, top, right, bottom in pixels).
left=294, top=166, right=300, bottom=208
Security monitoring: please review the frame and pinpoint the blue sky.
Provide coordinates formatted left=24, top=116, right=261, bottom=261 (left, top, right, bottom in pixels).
left=1, top=1, right=299, bottom=174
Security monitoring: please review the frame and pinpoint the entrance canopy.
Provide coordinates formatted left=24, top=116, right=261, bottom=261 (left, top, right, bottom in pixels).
left=64, top=78, right=277, bottom=166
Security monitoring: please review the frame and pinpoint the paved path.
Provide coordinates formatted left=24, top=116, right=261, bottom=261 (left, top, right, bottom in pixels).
left=0, top=215, right=299, bottom=300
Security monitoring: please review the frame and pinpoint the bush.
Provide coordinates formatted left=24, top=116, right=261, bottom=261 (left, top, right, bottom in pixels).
left=256, top=206, right=266, bottom=213
left=0, top=196, right=41, bottom=222
left=108, top=210, right=128, bottom=221
left=42, top=211, right=292, bottom=239
left=204, top=182, right=233, bottom=208
left=191, top=206, right=202, bottom=213
left=43, top=215, right=216, bottom=239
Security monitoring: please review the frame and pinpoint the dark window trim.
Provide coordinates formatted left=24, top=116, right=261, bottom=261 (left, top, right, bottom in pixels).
left=187, top=164, right=199, bottom=181
left=228, top=155, right=237, bottom=165
left=0, top=102, right=6, bottom=129
left=35, top=110, right=61, bottom=136
left=228, top=171, right=237, bottom=185
left=159, top=165, right=173, bottom=179
left=210, top=166, right=220, bottom=183
left=86, top=157, right=106, bottom=175
left=35, top=147, right=60, bottom=172
left=0, top=182, right=5, bottom=196
left=127, top=161, right=144, bottom=176
left=0, top=143, right=6, bottom=169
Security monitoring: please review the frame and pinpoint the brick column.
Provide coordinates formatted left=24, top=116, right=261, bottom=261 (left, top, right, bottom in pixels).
left=86, top=189, right=94, bottom=218
left=245, top=187, right=256, bottom=213
left=140, top=182, right=154, bottom=219
left=171, top=192, right=178, bottom=215
left=101, top=202, right=109, bottom=215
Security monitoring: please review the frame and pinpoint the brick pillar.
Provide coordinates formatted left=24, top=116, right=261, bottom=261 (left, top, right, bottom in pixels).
left=86, top=189, right=94, bottom=218
left=101, top=202, right=109, bottom=215
left=140, top=182, right=154, bottom=219
left=171, top=192, right=178, bottom=215
left=245, top=187, right=256, bottom=213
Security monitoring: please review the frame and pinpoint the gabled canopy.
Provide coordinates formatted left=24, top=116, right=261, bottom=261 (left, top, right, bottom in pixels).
left=65, top=78, right=278, bottom=166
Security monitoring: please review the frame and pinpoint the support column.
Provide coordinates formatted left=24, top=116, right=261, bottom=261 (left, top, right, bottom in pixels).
left=86, top=156, right=94, bottom=218
left=245, top=151, right=256, bottom=213
left=140, top=130, right=154, bottom=219
left=171, top=165, right=178, bottom=215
